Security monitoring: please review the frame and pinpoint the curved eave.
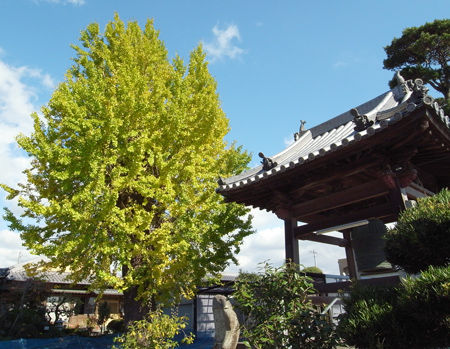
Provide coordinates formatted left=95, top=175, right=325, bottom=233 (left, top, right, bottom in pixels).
left=218, top=83, right=450, bottom=196
left=218, top=118, right=393, bottom=193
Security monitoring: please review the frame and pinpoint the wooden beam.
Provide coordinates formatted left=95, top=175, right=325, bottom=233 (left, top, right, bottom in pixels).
left=288, top=159, right=378, bottom=198
left=425, top=108, right=450, bottom=143
left=298, top=233, right=348, bottom=247
left=294, top=203, right=394, bottom=237
left=405, top=182, right=434, bottom=198
left=241, top=157, right=381, bottom=209
left=292, top=179, right=389, bottom=219
left=313, top=276, right=400, bottom=293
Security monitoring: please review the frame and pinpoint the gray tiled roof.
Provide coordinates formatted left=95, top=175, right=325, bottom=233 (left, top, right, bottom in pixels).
left=0, top=268, right=10, bottom=279
left=50, top=288, right=122, bottom=296
left=219, top=274, right=237, bottom=282
left=3, top=261, right=120, bottom=295
left=4, top=262, right=92, bottom=285
left=218, top=77, right=450, bottom=192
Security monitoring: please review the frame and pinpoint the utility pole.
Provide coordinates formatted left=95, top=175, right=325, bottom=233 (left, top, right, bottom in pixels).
left=310, top=250, right=318, bottom=267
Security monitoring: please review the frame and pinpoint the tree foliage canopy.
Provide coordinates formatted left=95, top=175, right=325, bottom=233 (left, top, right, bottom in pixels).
left=384, top=189, right=450, bottom=274
left=1, top=14, right=253, bottom=305
left=383, top=19, right=450, bottom=103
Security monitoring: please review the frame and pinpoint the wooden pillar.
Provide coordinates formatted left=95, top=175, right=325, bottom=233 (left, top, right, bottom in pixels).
left=193, top=295, right=197, bottom=335
left=389, top=179, right=408, bottom=214
left=284, top=218, right=300, bottom=265
left=342, top=229, right=357, bottom=280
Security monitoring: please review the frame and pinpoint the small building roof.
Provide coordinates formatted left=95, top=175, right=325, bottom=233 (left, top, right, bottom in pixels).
left=3, top=261, right=92, bottom=285
left=218, top=77, right=450, bottom=194
left=2, top=261, right=121, bottom=296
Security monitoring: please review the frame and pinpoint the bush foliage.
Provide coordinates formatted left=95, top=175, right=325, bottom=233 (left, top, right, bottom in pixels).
left=0, top=280, right=51, bottom=339
left=233, top=263, right=340, bottom=349
left=384, top=189, right=450, bottom=273
left=340, top=189, right=450, bottom=348
left=113, top=309, right=194, bottom=349
left=338, top=265, right=450, bottom=348
left=301, top=266, right=323, bottom=274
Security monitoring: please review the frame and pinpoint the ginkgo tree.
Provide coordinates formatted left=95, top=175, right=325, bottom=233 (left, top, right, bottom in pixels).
left=2, top=14, right=253, bottom=323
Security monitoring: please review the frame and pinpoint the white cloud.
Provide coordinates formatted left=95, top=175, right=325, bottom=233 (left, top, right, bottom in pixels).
left=42, top=74, right=56, bottom=89
left=333, top=52, right=360, bottom=69
left=224, top=208, right=346, bottom=275
left=0, top=60, right=42, bottom=187
left=22, top=67, right=55, bottom=89
left=284, top=135, right=295, bottom=147
left=203, top=24, right=244, bottom=62
left=0, top=56, right=54, bottom=186
left=67, top=0, right=85, bottom=4
left=0, top=230, right=37, bottom=267
left=298, top=237, right=346, bottom=274
left=33, top=0, right=86, bottom=5
left=0, top=54, right=54, bottom=267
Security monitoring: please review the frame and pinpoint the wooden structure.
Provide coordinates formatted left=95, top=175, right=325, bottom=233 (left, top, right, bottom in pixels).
left=0, top=262, right=123, bottom=319
left=218, top=75, right=450, bottom=280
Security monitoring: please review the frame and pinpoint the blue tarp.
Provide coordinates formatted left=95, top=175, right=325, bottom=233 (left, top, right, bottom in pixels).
left=0, top=336, right=214, bottom=349
left=0, top=336, right=117, bottom=349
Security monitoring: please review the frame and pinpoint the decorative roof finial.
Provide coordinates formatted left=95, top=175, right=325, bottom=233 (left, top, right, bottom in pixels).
left=394, top=71, right=406, bottom=86
left=351, top=108, right=374, bottom=132
left=259, top=152, right=278, bottom=171
left=294, top=120, right=307, bottom=141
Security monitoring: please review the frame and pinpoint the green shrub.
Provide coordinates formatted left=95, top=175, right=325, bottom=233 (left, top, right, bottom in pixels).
left=234, top=263, right=341, bottom=349
left=394, top=265, right=450, bottom=348
left=337, top=285, right=400, bottom=348
left=301, top=266, right=323, bottom=274
left=0, top=280, right=50, bottom=339
left=340, top=189, right=450, bottom=348
left=338, top=265, right=450, bottom=348
left=113, top=309, right=194, bottom=349
left=384, top=189, right=450, bottom=273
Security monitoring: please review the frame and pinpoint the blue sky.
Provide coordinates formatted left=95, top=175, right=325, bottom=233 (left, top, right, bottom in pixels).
left=0, top=0, right=448, bottom=273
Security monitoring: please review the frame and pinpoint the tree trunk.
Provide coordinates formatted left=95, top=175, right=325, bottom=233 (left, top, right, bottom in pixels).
left=122, top=265, right=149, bottom=326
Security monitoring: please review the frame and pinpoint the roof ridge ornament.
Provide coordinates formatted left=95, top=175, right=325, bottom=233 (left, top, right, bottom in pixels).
left=259, top=152, right=277, bottom=171
left=394, top=71, right=406, bottom=86
left=351, top=108, right=374, bottom=132
left=410, top=78, right=429, bottom=98
left=392, top=71, right=412, bottom=99
left=294, top=120, right=307, bottom=141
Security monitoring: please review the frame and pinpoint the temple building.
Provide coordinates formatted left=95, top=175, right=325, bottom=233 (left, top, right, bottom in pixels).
left=218, top=74, right=450, bottom=281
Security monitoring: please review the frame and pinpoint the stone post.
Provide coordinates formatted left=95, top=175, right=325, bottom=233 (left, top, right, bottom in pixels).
left=213, top=295, right=240, bottom=349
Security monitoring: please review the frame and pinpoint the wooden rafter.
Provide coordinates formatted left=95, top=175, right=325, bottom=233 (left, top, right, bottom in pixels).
left=294, top=203, right=394, bottom=237
left=292, top=179, right=389, bottom=219
left=297, top=233, right=348, bottom=247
